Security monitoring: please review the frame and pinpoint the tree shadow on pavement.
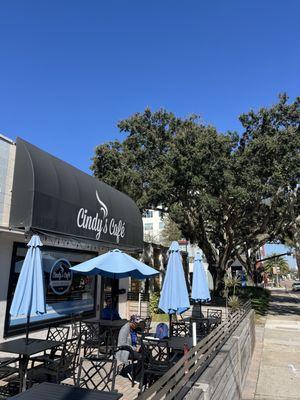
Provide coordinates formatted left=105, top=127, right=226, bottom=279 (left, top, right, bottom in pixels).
left=267, top=291, right=300, bottom=316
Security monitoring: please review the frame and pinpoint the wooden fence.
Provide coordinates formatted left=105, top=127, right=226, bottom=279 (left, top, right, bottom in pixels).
left=137, top=300, right=252, bottom=400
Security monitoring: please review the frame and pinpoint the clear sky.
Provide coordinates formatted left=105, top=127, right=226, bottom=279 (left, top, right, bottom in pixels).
left=0, top=0, right=299, bottom=173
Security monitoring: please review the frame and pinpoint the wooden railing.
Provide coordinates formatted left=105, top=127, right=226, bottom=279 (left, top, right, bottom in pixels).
left=137, top=300, right=252, bottom=400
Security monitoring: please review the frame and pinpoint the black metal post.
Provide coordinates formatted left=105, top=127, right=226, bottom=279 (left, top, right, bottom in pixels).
left=169, top=314, right=173, bottom=336
left=25, top=315, right=30, bottom=344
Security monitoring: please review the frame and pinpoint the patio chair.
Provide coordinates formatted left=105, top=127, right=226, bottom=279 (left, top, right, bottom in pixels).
left=82, top=322, right=110, bottom=357
left=29, top=335, right=82, bottom=385
left=172, top=321, right=190, bottom=337
left=114, top=345, right=142, bottom=387
left=30, top=325, right=70, bottom=366
left=70, top=319, right=82, bottom=339
left=190, top=317, right=212, bottom=339
left=76, top=356, right=117, bottom=392
left=207, top=309, right=222, bottom=324
left=0, top=359, right=20, bottom=397
left=139, top=337, right=176, bottom=392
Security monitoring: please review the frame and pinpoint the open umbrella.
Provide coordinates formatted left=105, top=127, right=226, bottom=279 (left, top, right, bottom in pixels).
left=10, top=235, right=46, bottom=344
left=158, top=241, right=190, bottom=334
left=191, top=252, right=211, bottom=317
left=70, top=249, right=159, bottom=279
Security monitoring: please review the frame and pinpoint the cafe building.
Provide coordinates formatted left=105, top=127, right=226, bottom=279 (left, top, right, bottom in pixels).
left=0, top=134, right=144, bottom=340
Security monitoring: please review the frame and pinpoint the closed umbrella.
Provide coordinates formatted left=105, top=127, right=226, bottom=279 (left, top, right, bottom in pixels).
left=10, top=235, right=46, bottom=344
left=70, top=249, right=159, bottom=279
left=205, top=269, right=214, bottom=291
left=191, top=252, right=211, bottom=317
left=158, top=241, right=190, bottom=334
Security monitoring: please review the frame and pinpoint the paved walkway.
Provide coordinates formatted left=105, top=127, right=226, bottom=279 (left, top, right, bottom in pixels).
left=242, top=288, right=300, bottom=400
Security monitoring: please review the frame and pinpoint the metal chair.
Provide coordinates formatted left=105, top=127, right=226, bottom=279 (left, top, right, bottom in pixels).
left=30, top=325, right=70, bottom=366
left=0, top=358, right=19, bottom=380
left=29, top=335, right=82, bottom=385
left=82, top=322, right=109, bottom=357
left=47, top=325, right=70, bottom=342
left=190, top=317, right=212, bottom=339
left=172, top=321, right=190, bottom=337
left=139, top=337, right=176, bottom=392
left=207, top=309, right=222, bottom=324
left=76, top=356, right=117, bottom=392
left=115, top=345, right=142, bottom=387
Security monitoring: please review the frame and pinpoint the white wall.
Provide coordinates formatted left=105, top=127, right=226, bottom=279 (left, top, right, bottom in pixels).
left=0, top=135, right=15, bottom=228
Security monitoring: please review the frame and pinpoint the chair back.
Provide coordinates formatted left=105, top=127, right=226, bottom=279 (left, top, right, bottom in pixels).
left=172, top=321, right=190, bottom=337
left=82, top=322, right=108, bottom=356
left=207, top=309, right=222, bottom=323
left=141, top=337, right=171, bottom=366
left=70, top=320, right=82, bottom=338
left=155, top=323, right=169, bottom=339
left=62, top=335, right=82, bottom=371
left=47, top=325, right=70, bottom=342
left=190, top=317, right=211, bottom=338
left=76, top=356, right=117, bottom=392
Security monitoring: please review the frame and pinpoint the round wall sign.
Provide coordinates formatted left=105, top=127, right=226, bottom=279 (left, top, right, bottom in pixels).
left=49, top=259, right=73, bottom=295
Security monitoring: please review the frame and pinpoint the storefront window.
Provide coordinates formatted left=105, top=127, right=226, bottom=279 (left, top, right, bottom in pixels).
left=5, top=243, right=97, bottom=336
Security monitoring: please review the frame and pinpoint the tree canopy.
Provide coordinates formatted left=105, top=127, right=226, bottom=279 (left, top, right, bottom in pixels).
left=91, top=95, right=300, bottom=290
left=263, top=254, right=290, bottom=276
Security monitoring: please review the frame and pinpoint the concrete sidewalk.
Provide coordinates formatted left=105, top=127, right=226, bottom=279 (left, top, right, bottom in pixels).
left=242, top=288, right=300, bottom=400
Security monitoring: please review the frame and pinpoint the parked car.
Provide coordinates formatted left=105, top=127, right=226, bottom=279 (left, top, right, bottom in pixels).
left=292, top=282, right=300, bottom=292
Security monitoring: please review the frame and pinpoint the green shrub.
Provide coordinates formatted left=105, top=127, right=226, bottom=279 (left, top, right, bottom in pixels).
left=228, top=295, right=241, bottom=311
left=238, top=286, right=270, bottom=315
left=149, top=291, right=160, bottom=316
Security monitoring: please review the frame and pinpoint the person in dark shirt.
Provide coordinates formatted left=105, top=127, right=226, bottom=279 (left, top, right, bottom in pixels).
left=101, top=297, right=121, bottom=320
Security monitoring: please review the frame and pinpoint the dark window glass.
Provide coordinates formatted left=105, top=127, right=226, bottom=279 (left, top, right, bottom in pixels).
left=5, top=243, right=97, bottom=335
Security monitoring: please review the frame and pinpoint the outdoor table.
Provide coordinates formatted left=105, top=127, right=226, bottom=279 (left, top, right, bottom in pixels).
left=9, top=382, right=123, bottom=399
left=0, top=338, right=62, bottom=392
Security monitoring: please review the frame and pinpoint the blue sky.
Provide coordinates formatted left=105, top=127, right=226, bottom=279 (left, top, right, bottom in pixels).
left=265, top=244, right=297, bottom=270
left=0, top=0, right=299, bottom=173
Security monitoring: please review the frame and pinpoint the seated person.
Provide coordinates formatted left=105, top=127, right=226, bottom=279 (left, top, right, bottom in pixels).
left=116, top=320, right=142, bottom=364
left=101, top=297, right=121, bottom=320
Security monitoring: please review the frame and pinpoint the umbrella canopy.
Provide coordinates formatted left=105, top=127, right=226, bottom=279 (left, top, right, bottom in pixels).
left=10, top=235, right=46, bottom=342
left=70, top=249, right=159, bottom=279
left=158, top=241, right=190, bottom=315
left=191, top=252, right=211, bottom=302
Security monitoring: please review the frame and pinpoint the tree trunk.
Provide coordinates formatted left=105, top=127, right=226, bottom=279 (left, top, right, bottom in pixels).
left=208, top=259, right=227, bottom=296
left=296, top=250, right=300, bottom=280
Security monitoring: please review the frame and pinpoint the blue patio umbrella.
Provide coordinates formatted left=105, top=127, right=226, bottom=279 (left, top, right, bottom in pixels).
left=10, top=235, right=46, bottom=343
left=159, top=241, right=190, bottom=333
left=70, top=249, right=159, bottom=279
left=191, top=252, right=211, bottom=316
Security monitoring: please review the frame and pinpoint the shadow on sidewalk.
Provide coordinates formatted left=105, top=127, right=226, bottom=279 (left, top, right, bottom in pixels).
left=267, top=290, right=300, bottom=316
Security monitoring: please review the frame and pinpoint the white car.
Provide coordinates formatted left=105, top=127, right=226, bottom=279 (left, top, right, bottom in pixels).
left=292, top=282, right=300, bottom=292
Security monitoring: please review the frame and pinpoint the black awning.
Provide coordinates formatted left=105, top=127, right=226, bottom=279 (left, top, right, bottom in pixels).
left=10, top=138, right=143, bottom=251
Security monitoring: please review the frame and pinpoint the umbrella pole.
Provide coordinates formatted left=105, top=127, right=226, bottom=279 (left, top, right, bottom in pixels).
left=169, top=314, right=172, bottom=336
left=25, top=315, right=30, bottom=345
left=199, top=300, right=202, bottom=318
